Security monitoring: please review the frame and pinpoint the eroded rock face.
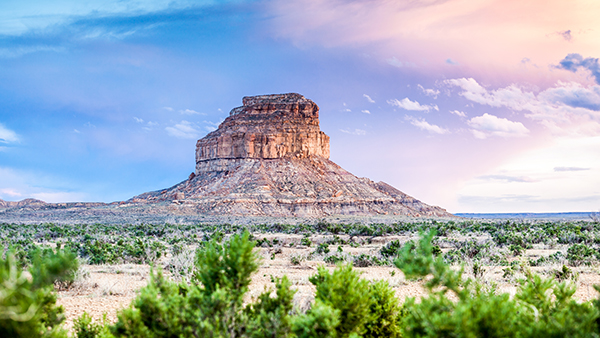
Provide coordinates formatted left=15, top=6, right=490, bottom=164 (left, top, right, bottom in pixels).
left=195, top=93, right=330, bottom=174
left=130, top=93, right=454, bottom=218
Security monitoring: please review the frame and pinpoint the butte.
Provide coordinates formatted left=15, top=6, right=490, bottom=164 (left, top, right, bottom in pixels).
left=130, top=93, right=453, bottom=218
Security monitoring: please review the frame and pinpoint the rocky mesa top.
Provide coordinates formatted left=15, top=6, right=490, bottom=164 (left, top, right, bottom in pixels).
left=195, top=93, right=330, bottom=169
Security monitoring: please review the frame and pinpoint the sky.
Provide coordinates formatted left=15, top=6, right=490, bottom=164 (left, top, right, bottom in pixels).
left=1, top=0, right=600, bottom=213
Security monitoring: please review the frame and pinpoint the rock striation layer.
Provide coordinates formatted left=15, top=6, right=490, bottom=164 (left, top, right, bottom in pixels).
left=195, top=93, right=329, bottom=166
left=131, top=93, right=453, bottom=218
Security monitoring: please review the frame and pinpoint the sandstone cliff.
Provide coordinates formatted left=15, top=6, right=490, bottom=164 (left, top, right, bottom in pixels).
left=130, top=93, right=453, bottom=218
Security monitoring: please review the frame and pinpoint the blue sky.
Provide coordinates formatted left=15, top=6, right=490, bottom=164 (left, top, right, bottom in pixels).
left=1, top=0, right=600, bottom=213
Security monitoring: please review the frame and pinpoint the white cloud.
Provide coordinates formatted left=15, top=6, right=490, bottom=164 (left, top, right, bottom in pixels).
left=165, top=120, right=201, bottom=139
left=450, top=110, right=467, bottom=117
left=386, top=57, right=415, bottom=68
left=0, top=1, right=215, bottom=36
left=361, top=110, right=371, bottom=114
left=0, top=123, right=19, bottom=143
left=1, top=188, right=22, bottom=198
left=406, top=116, right=449, bottom=134
left=180, top=109, right=204, bottom=115
left=446, top=58, right=459, bottom=65
left=467, top=113, right=529, bottom=139
left=0, top=46, right=65, bottom=58
left=387, top=98, right=438, bottom=112
left=163, top=107, right=174, bottom=111
left=418, top=84, right=440, bottom=98
left=339, top=128, right=366, bottom=135
left=134, top=117, right=144, bottom=123
left=457, top=136, right=600, bottom=212
left=363, top=94, right=375, bottom=103
left=554, top=167, right=590, bottom=172
left=0, top=166, right=87, bottom=202
left=445, top=78, right=600, bottom=136
left=143, top=121, right=159, bottom=131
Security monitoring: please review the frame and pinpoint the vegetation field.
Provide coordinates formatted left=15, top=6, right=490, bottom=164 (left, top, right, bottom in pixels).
left=3, top=218, right=600, bottom=337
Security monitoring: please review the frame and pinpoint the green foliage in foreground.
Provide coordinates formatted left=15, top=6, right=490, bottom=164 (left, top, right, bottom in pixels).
left=75, top=231, right=402, bottom=338
left=5, top=227, right=600, bottom=337
left=394, top=230, right=600, bottom=337
left=0, top=248, right=78, bottom=338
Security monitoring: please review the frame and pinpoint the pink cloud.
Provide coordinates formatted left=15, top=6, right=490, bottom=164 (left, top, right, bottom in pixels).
left=266, top=1, right=600, bottom=83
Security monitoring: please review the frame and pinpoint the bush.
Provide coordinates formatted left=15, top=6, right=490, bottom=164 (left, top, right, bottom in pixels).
left=567, top=243, right=597, bottom=266
left=380, top=240, right=402, bottom=258
left=363, top=280, right=402, bottom=338
left=309, top=264, right=372, bottom=337
left=292, top=300, right=340, bottom=338
left=0, top=248, right=78, bottom=338
left=352, top=254, right=384, bottom=267
left=111, top=231, right=297, bottom=338
left=394, top=230, right=600, bottom=337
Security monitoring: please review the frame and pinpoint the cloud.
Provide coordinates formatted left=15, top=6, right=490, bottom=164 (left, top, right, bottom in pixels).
left=479, top=175, right=537, bottom=183
left=445, top=77, right=600, bottom=135
left=556, top=53, right=600, bottom=84
left=450, top=110, right=467, bottom=117
left=180, top=109, right=204, bottom=115
left=0, top=166, right=87, bottom=202
left=406, top=116, right=449, bottom=134
left=0, top=1, right=221, bottom=36
left=134, top=117, right=144, bottom=123
left=361, top=110, right=371, bottom=114
left=165, top=120, right=201, bottom=139
left=339, top=128, right=366, bottom=135
left=559, top=30, right=572, bottom=41
left=0, top=46, right=66, bottom=58
left=554, top=167, right=590, bottom=172
left=418, top=84, right=440, bottom=98
left=163, top=107, right=174, bottom=111
left=539, top=82, right=600, bottom=111
left=386, top=57, right=415, bottom=68
left=388, top=98, right=438, bottom=112
left=445, top=58, right=459, bottom=65
left=467, top=113, right=529, bottom=139
left=0, top=123, right=19, bottom=143
left=143, top=121, right=159, bottom=131
left=363, top=94, right=375, bottom=103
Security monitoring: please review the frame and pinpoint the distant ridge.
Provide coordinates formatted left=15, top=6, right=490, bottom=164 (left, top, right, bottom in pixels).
left=456, top=212, right=598, bottom=221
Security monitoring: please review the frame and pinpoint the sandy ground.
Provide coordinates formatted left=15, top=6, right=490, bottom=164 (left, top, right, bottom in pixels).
left=57, top=234, right=600, bottom=331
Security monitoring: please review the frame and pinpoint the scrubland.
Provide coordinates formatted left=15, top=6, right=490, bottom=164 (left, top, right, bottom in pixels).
left=3, top=219, right=600, bottom=337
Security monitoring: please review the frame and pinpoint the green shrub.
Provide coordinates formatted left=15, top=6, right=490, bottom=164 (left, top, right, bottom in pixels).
left=292, top=300, right=340, bottom=338
left=567, top=243, right=596, bottom=266
left=394, top=230, right=600, bottom=337
left=111, top=231, right=298, bottom=338
left=324, top=254, right=345, bottom=265
left=0, top=248, right=78, bottom=338
left=73, top=312, right=110, bottom=338
left=315, top=243, right=330, bottom=255
left=309, top=264, right=372, bottom=337
left=245, top=276, right=296, bottom=338
left=300, top=237, right=312, bottom=247
left=380, top=240, right=402, bottom=258
left=363, top=280, right=402, bottom=338
left=352, top=254, right=384, bottom=267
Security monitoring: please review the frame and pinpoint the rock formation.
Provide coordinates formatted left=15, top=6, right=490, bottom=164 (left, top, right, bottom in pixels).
left=130, top=93, right=453, bottom=218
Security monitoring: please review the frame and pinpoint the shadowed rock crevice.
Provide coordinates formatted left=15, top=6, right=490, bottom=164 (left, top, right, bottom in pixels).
left=131, top=93, right=453, bottom=217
